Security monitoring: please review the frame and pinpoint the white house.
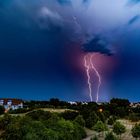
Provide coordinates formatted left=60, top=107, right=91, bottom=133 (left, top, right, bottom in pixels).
left=0, top=98, right=23, bottom=111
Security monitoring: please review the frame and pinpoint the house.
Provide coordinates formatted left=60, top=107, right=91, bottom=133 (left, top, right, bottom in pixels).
left=0, top=98, right=23, bottom=111
left=130, top=102, right=140, bottom=108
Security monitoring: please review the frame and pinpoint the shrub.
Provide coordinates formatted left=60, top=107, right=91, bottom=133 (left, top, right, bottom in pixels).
left=26, top=110, right=52, bottom=121
left=105, top=132, right=118, bottom=140
left=129, top=113, right=140, bottom=122
left=8, top=108, right=32, bottom=114
left=93, top=121, right=108, bottom=133
left=113, top=121, right=126, bottom=137
left=131, top=123, right=140, bottom=139
left=0, top=106, right=5, bottom=115
left=107, top=116, right=117, bottom=125
left=86, top=111, right=99, bottom=128
left=0, top=114, right=86, bottom=140
left=61, top=110, right=79, bottom=120
left=74, top=115, right=85, bottom=127
left=0, top=114, right=14, bottom=130
left=97, top=112, right=106, bottom=123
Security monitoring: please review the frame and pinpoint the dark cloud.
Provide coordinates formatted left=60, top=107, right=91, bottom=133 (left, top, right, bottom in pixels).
left=82, top=36, right=112, bottom=56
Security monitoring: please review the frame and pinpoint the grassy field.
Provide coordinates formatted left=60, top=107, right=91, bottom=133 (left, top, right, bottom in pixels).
left=9, top=108, right=76, bottom=116
left=37, top=108, right=76, bottom=113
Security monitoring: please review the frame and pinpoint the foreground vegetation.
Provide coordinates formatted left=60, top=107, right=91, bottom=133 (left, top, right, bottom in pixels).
left=0, top=98, right=139, bottom=140
left=0, top=111, right=86, bottom=140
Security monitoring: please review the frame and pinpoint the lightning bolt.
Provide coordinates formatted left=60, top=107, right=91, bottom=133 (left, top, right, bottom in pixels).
left=84, top=55, right=93, bottom=102
left=84, top=54, right=101, bottom=102
left=90, top=54, right=101, bottom=103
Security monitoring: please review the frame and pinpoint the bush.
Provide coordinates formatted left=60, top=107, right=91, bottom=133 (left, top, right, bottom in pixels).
left=93, top=121, right=108, bottom=133
left=113, top=121, right=126, bottom=137
left=0, top=106, right=5, bottom=115
left=0, top=114, right=86, bottom=140
left=107, top=116, right=117, bottom=125
left=61, top=110, right=79, bottom=120
left=86, top=111, right=99, bottom=128
left=105, top=132, right=118, bottom=140
left=74, top=115, right=85, bottom=127
left=129, top=113, right=140, bottom=122
left=97, top=112, right=106, bottom=123
left=8, top=108, right=32, bottom=114
left=0, top=114, right=14, bottom=130
left=26, top=110, right=52, bottom=121
left=131, top=123, right=140, bottom=139
left=108, top=117, right=114, bottom=125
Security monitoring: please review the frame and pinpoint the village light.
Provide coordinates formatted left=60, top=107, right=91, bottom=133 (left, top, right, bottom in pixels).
left=99, top=108, right=103, bottom=113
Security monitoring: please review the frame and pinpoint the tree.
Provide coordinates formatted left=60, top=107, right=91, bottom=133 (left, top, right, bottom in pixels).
left=43, top=129, right=59, bottom=140
left=86, top=111, right=99, bottom=128
left=110, top=98, right=130, bottom=107
left=75, top=124, right=86, bottom=139
left=49, top=98, right=60, bottom=108
left=74, top=115, right=85, bottom=127
left=0, top=114, right=13, bottom=130
left=61, top=110, right=79, bottom=120
left=0, top=106, right=5, bottom=115
left=107, top=116, right=116, bottom=125
left=93, top=121, right=108, bottom=136
left=131, top=123, right=140, bottom=139
left=97, top=112, right=106, bottom=123
left=105, top=132, right=118, bottom=140
left=113, top=121, right=126, bottom=138
left=110, top=98, right=130, bottom=118
left=129, top=113, right=140, bottom=122
left=1, top=123, right=23, bottom=140
left=0, top=112, right=86, bottom=140
left=56, top=119, right=86, bottom=140
left=26, top=110, right=51, bottom=121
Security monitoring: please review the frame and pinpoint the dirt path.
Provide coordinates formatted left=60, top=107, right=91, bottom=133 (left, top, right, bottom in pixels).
left=83, top=128, right=96, bottom=140
left=83, top=120, right=137, bottom=140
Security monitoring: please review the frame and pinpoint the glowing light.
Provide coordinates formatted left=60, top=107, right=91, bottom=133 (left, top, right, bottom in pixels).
left=84, top=55, right=93, bottom=102
left=99, top=108, right=103, bottom=113
left=84, top=54, right=101, bottom=102
left=90, top=54, right=101, bottom=103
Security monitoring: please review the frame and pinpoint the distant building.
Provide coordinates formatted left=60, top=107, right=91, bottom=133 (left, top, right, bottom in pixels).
left=68, top=101, right=88, bottom=105
left=130, top=102, right=140, bottom=108
left=68, top=101, right=77, bottom=105
left=0, top=98, right=23, bottom=111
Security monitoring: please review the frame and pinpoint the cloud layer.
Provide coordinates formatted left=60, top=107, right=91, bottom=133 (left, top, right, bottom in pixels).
left=1, top=0, right=140, bottom=49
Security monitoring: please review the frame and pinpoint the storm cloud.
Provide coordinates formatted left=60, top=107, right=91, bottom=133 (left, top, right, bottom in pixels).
left=1, top=0, right=140, bottom=48
left=0, top=0, right=140, bottom=101
left=82, top=36, right=112, bottom=55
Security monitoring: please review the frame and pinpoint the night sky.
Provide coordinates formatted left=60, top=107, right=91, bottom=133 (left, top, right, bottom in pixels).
left=0, top=0, right=140, bottom=102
